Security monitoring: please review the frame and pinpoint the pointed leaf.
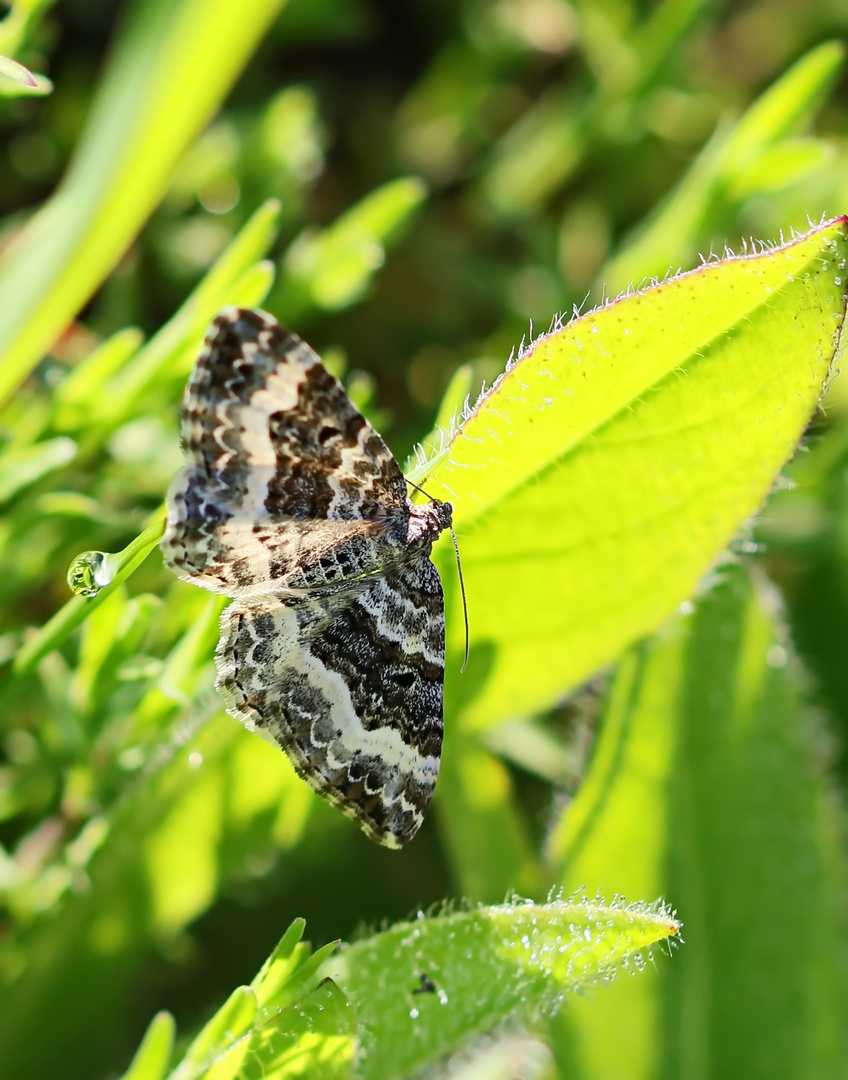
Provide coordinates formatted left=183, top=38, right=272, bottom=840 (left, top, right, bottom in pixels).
left=119, top=1012, right=176, bottom=1080
left=0, top=54, right=38, bottom=87
left=169, top=987, right=256, bottom=1080
left=324, top=895, right=679, bottom=1080
left=420, top=219, right=848, bottom=728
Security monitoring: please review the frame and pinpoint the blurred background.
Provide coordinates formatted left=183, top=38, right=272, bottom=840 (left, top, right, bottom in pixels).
left=3, top=1, right=848, bottom=1077
left=8, top=0, right=848, bottom=454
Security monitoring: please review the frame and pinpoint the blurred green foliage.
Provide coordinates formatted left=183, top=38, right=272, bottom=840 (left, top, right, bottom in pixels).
left=3, top=1, right=848, bottom=1077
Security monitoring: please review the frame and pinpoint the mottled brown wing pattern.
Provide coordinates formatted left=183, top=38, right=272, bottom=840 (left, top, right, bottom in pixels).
left=161, top=306, right=454, bottom=848
left=215, top=559, right=445, bottom=848
left=162, top=306, right=407, bottom=597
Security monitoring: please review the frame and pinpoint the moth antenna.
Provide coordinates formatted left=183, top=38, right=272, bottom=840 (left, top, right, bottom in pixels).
left=405, top=477, right=469, bottom=672
left=405, top=476, right=432, bottom=500
left=450, top=525, right=469, bottom=673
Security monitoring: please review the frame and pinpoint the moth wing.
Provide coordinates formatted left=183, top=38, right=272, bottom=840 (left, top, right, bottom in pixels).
left=162, top=306, right=406, bottom=597
left=215, top=558, right=445, bottom=848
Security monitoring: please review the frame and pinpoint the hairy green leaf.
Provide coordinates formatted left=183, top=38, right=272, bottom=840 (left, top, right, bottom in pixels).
left=424, top=219, right=848, bottom=729
left=325, top=895, right=679, bottom=1080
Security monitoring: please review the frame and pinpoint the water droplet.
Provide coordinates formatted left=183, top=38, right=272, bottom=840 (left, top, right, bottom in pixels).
left=67, top=550, right=117, bottom=597
left=437, top=988, right=449, bottom=1005
left=409, top=1007, right=419, bottom=1019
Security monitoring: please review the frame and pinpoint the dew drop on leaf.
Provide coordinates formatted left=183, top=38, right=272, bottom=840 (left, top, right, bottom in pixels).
left=67, top=550, right=116, bottom=597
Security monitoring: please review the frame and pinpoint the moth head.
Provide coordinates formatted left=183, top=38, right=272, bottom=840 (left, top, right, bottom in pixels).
left=406, top=497, right=453, bottom=544
left=430, top=497, right=453, bottom=533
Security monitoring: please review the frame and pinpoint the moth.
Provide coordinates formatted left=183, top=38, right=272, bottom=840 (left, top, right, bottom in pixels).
left=162, top=307, right=455, bottom=847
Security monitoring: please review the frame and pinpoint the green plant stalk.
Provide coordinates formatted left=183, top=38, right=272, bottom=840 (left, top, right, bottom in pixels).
left=14, top=509, right=166, bottom=675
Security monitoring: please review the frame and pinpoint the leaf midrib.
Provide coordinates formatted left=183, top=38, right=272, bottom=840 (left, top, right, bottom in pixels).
left=439, top=265, right=831, bottom=535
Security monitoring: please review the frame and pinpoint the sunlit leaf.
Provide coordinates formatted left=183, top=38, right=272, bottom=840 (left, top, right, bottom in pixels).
left=421, top=218, right=848, bottom=728
left=119, top=1012, right=175, bottom=1080
left=325, top=895, right=679, bottom=1080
